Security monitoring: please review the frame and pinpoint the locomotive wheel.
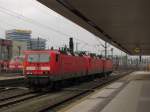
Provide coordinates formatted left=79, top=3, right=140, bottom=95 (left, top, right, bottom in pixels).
left=47, top=82, right=54, bottom=90
left=74, top=78, right=80, bottom=85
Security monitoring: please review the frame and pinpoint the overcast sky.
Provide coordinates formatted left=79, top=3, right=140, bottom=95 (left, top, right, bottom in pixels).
left=0, top=0, right=124, bottom=56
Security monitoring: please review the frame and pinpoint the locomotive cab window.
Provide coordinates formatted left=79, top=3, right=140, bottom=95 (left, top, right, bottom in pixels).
left=56, top=54, right=59, bottom=62
left=28, top=53, right=50, bottom=62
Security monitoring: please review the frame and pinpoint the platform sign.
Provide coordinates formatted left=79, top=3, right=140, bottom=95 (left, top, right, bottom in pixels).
left=134, top=48, right=140, bottom=53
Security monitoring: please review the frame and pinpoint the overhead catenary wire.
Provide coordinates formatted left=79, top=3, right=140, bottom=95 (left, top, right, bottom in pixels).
left=0, top=18, right=96, bottom=50
left=0, top=5, right=109, bottom=54
left=0, top=6, right=97, bottom=47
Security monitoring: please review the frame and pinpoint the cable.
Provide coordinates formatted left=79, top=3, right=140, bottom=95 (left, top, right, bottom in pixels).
left=0, top=4, right=106, bottom=54
left=0, top=5, right=96, bottom=47
left=0, top=19, right=92, bottom=51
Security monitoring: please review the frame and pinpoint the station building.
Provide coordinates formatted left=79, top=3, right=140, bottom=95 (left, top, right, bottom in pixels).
left=0, top=38, right=12, bottom=61
left=0, top=38, right=12, bottom=71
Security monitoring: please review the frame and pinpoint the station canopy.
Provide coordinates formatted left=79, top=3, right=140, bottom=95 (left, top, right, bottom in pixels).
left=38, top=0, right=150, bottom=55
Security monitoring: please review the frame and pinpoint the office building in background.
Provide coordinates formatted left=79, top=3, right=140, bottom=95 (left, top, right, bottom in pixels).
left=6, top=29, right=46, bottom=50
left=29, top=38, right=46, bottom=50
left=6, top=29, right=31, bottom=41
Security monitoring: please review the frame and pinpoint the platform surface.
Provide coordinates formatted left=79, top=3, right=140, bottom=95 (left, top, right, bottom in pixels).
left=0, top=73, right=24, bottom=80
left=101, top=72, right=150, bottom=112
left=61, top=71, right=150, bottom=112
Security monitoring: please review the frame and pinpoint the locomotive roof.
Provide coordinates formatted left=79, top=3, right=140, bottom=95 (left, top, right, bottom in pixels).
left=24, top=50, right=110, bottom=60
left=24, top=50, right=59, bottom=53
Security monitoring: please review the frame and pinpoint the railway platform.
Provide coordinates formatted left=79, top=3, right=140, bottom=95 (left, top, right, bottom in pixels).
left=60, top=71, right=150, bottom=112
left=0, top=73, right=24, bottom=86
left=0, top=73, right=24, bottom=80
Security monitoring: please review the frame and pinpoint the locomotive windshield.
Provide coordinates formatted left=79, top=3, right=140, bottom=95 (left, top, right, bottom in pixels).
left=28, top=53, right=50, bottom=62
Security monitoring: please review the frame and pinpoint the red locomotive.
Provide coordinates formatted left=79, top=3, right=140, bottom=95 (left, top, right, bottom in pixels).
left=23, top=50, right=112, bottom=87
left=23, top=38, right=113, bottom=88
left=9, top=56, right=24, bottom=73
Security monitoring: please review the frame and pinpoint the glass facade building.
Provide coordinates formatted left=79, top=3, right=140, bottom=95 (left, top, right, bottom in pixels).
left=6, top=29, right=31, bottom=41
left=6, top=29, right=46, bottom=50
left=29, top=38, right=46, bottom=50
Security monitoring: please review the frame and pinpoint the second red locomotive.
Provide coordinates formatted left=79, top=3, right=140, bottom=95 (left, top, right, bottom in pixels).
left=9, top=56, right=24, bottom=73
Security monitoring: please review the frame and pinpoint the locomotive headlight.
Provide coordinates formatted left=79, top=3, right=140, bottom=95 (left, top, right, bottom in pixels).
left=26, top=67, right=36, bottom=70
left=40, top=67, right=50, bottom=70
left=26, top=72, right=32, bottom=74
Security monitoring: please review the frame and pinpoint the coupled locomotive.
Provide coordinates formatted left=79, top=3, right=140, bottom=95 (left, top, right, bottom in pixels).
left=23, top=49, right=113, bottom=88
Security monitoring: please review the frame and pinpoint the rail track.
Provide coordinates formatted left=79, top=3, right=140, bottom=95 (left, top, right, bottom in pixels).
left=0, top=86, right=51, bottom=111
left=0, top=92, right=46, bottom=109
left=0, top=71, right=132, bottom=112
left=0, top=87, right=15, bottom=92
left=0, top=88, right=30, bottom=102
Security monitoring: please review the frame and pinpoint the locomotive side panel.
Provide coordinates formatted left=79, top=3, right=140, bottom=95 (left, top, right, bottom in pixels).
left=53, top=54, right=87, bottom=80
left=88, top=58, right=103, bottom=75
left=103, top=59, right=113, bottom=74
